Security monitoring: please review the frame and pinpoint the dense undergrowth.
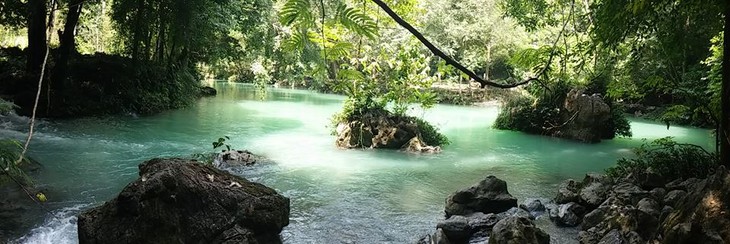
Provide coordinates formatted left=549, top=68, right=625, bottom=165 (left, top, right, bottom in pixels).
left=0, top=48, right=206, bottom=118
left=494, top=81, right=632, bottom=140
left=605, top=137, right=719, bottom=180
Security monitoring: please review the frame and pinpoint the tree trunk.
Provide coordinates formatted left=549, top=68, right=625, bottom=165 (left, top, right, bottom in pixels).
left=484, top=42, right=491, bottom=80
left=26, top=0, right=47, bottom=74
left=51, top=0, right=84, bottom=91
left=131, top=0, right=145, bottom=65
left=721, top=3, right=729, bottom=167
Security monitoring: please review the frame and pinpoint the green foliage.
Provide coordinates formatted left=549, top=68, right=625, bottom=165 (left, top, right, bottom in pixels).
left=607, top=103, right=632, bottom=138
left=0, top=98, right=17, bottom=115
left=594, top=0, right=723, bottom=128
left=495, top=80, right=632, bottom=140
left=335, top=3, right=377, bottom=39
left=0, top=139, right=32, bottom=186
left=413, top=117, right=450, bottom=146
left=212, top=136, right=232, bottom=152
left=493, top=93, right=560, bottom=135
left=605, top=137, right=718, bottom=180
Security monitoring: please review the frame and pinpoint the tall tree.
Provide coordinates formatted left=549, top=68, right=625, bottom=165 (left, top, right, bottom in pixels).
left=26, top=0, right=47, bottom=74
left=722, top=2, right=729, bottom=166
left=51, top=0, right=85, bottom=90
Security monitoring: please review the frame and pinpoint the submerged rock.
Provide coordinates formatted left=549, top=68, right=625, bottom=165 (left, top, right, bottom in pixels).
left=200, top=86, right=217, bottom=96
left=445, top=176, right=518, bottom=217
left=214, top=150, right=268, bottom=168
left=405, top=137, right=441, bottom=153
left=77, top=158, right=290, bottom=244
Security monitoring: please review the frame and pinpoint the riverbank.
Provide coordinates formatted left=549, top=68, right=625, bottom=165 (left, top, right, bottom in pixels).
left=1, top=84, right=715, bottom=243
left=0, top=48, right=215, bottom=118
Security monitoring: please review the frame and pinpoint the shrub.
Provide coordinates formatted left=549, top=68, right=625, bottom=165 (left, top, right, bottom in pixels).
left=412, top=117, right=450, bottom=146
left=605, top=137, right=718, bottom=180
left=0, top=139, right=33, bottom=186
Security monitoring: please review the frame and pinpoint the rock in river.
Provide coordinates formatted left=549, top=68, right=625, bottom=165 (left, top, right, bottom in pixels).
left=445, top=176, right=518, bottom=217
left=77, top=158, right=290, bottom=244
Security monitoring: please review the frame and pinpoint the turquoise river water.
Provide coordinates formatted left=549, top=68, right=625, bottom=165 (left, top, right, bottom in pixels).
left=0, top=83, right=713, bottom=243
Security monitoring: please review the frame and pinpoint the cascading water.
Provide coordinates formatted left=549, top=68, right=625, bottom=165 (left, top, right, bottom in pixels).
left=1, top=83, right=714, bottom=243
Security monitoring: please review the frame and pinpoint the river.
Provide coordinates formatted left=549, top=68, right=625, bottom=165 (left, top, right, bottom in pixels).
left=1, top=83, right=714, bottom=243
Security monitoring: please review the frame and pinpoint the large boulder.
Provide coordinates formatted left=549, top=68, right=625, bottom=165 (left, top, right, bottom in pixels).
left=489, top=216, right=550, bottom=244
left=77, top=158, right=290, bottom=244
left=659, top=166, right=730, bottom=243
left=553, top=89, right=611, bottom=143
left=445, top=176, right=518, bottom=217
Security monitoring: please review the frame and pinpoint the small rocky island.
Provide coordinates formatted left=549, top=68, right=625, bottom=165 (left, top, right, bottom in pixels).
left=77, top=158, right=290, bottom=243
left=335, top=109, right=446, bottom=153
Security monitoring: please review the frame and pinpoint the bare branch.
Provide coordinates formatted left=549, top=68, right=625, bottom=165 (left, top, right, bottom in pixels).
left=369, top=0, right=564, bottom=89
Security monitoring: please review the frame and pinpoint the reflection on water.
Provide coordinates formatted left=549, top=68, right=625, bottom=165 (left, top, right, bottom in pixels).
left=1, top=83, right=712, bottom=243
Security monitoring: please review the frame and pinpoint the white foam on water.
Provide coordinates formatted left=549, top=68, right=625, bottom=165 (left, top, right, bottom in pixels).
left=15, top=204, right=89, bottom=244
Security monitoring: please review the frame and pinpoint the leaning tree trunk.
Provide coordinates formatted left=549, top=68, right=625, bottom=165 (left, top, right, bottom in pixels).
left=721, top=2, right=729, bottom=167
left=26, top=0, right=47, bottom=75
left=51, top=0, right=84, bottom=92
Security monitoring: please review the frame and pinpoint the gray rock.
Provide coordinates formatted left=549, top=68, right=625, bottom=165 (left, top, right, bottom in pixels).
left=465, top=212, right=504, bottom=233
left=489, top=217, right=550, bottom=244
left=555, top=179, right=580, bottom=204
left=520, top=199, right=546, bottom=212
left=633, top=168, right=664, bottom=189
left=582, top=173, right=609, bottom=185
left=214, top=150, right=267, bottom=168
left=663, top=190, right=687, bottom=208
left=552, top=202, right=587, bottom=227
left=77, top=158, right=290, bottom=244
left=649, top=188, right=666, bottom=202
left=665, top=178, right=702, bottom=191
left=659, top=166, right=730, bottom=243
left=445, top=176, right=517, bottom=217
left=659, top=205, right=674, bottom=223
left=598, top=229, right=625, bottom=244
left=580, top=181, right=609, bottom=207
left=579, top=228, right=602, bottom=244
left=437, top=215, right=471, bottom=242
left=637, top=198, right=660, bottom=217
left=504, top=207, right=534, bottom=220
left=612, top=182, right=650, bottom=205
left=581, top=208, right=605, bottom=231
